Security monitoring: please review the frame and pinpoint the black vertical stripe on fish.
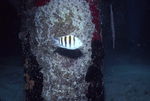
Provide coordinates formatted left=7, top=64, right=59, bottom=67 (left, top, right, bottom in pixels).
left=61, top=37, right=63, bottom=46
left=65, top=36, right=67, bottom=47
left=69, top=36, right=71, bottom=47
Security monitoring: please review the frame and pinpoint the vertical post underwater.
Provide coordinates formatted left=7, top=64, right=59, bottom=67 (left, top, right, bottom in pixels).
left=85, top=0, right=104, bottom=101
left=20, top=0, right=104, bottom=101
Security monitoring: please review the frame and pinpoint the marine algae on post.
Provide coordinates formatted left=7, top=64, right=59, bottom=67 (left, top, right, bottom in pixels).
left=29, top=0, right=95, bottom=100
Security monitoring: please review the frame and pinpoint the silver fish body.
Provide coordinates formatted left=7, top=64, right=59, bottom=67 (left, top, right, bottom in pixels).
left=51, top=35, right=83, bottom=50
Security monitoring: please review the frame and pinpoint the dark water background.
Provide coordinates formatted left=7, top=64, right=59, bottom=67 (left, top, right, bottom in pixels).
left=101, top=1, right=150, bottom=100
left=101, top=0, right=150, bottom=66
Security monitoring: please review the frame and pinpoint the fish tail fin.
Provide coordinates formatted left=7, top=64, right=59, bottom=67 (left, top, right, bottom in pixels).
left=51, top=34, right=59, bottom=46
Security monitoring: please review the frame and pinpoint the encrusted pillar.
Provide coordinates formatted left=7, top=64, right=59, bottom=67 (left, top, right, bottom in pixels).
left=20, top=0, right=104, bottom=100
left=85, top=0, right=104, bottom=100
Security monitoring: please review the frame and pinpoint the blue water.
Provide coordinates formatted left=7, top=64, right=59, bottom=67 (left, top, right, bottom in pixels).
left=0, top=57, right=25, bottom=101
left=103, top=64, right=150, bottom=101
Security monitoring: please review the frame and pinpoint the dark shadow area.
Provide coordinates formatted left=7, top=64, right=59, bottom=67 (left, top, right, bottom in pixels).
left=0, top=0, right=22, bottom=57
left=85, top=39, right=104, bottom=101
left=0, top=0, right=24, bottom=101
left=54, top=48, right=83, bottom=59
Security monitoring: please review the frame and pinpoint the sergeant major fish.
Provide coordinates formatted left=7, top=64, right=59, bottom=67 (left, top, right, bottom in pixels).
left=51, top=34, right=83, bottom=50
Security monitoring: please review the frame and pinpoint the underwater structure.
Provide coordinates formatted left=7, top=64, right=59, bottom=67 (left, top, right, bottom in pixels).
left=19, top=0, right=104, bottom=100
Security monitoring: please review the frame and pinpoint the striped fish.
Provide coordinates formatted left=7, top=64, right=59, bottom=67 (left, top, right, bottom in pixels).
left=51, top=35, right=83, bottom=50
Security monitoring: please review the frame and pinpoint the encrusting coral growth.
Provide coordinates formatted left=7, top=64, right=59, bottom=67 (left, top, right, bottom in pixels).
left=21, top=0, right=95, bottom=100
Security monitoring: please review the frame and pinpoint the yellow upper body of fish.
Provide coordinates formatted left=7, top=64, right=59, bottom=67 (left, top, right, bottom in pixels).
left=51, top=35, right=83, bottom=50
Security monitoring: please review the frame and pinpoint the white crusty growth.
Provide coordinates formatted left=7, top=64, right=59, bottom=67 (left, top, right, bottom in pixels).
left=31, top=0, right=95, bottom=100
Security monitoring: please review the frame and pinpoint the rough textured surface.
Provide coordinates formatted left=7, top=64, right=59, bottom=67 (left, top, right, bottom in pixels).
left=85, top=40, right=104, bottom=101
left=20, top=0, right=95, bottom=100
